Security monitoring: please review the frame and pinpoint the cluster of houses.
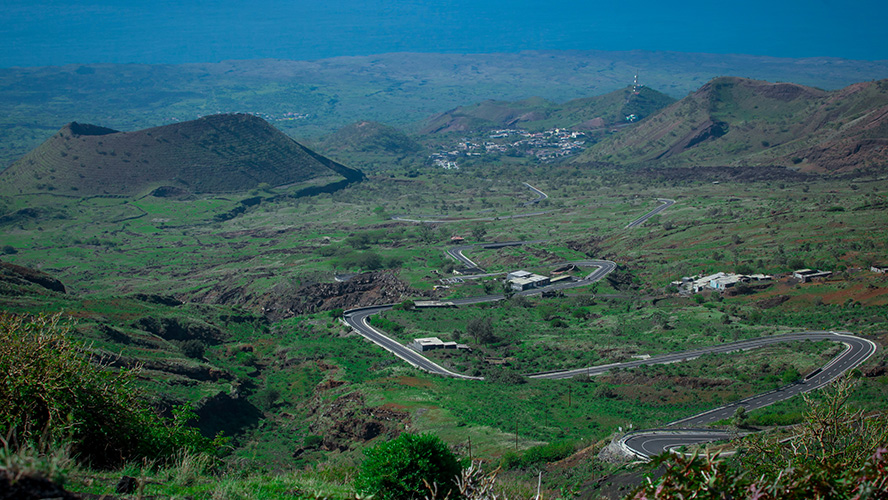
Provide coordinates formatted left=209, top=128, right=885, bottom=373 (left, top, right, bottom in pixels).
left=673, top=272, right=773, bottom=293
left=429, top=127, right=587, bottom=168
left=675, top=268, right=842, bottom=294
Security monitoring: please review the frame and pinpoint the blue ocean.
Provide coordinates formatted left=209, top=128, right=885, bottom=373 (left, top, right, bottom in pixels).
left=1, top=0, right=886, bottom=67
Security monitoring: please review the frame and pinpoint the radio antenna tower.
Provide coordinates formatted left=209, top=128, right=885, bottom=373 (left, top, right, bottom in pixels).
left=633, top=71, right=640, bottom=94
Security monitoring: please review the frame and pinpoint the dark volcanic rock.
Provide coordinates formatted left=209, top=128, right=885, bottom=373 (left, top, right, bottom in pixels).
left=0, top=468, right=80, bottom=500
left=115, top=476, right=138, bottom=494
left=131, top=293, right=184, bottom=307
left=194, top=391, right=263, bottom=438
left=258, top=271, right=421, bottom=321
left=0, top=261, right=66, bottom=293
left=133, top=316, right=226, bottom=344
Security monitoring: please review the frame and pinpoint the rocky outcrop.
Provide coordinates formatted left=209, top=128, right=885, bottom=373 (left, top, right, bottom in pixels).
left=0, top=261, right=66, bottom=293
left=307, top=391, right=407, bottom=452
left=132, top=316, right=227, bottom=344
left=0, top=468, right=81, bottom=500
left=257, top=271, right=421, bottom=321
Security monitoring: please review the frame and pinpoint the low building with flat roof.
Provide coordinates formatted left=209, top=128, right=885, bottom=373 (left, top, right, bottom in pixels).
left=508, top=273, right=550, bottom=291
left=793, top=269, right=832, bottom=282
left=409, top=337, right=469, bottom=352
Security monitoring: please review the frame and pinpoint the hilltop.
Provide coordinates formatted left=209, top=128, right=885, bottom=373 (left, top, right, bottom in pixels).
left=0, top=114, right=363, bottom=196
left=418, top=86, right=675, bottom=135
left=579, top=77, right=888, bottom=171
left=320, top=121, right=423, bottom=156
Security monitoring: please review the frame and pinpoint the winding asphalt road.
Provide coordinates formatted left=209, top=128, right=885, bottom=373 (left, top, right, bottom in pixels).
left=625, top=198, right=675, bottom=228
left=445, top=240, right=548, bottom=270
left=343, top=258, right=617, bottom=379
left=342, top=189, right=878, bottom=461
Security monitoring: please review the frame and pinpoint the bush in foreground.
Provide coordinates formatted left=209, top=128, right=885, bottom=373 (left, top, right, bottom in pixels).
left=0, top=313, right=219, bottom=468
left=355, top=433, right=462, bottom=500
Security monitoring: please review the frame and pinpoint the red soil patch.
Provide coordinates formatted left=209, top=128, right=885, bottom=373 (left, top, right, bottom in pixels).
left=821, top=283, right=888, bottom=306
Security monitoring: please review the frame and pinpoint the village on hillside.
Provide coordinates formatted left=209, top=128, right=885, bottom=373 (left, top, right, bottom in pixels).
left=430, top=128, right=587, bottom=169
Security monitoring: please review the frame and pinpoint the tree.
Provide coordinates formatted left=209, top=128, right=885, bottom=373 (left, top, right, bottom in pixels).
left=733, top=406, right=749, bottom=429
left=355, top=433, right=462, bottom=500
left=417, top=223, right=439, bottom=244
left=180, top=339, right=206, bottom=359
left=471, top=224, right=487, bottom=241
left=467, top=316, right=495, bottom=344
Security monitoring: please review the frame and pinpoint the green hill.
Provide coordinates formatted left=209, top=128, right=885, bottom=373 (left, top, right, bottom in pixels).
left=579, top=77, right=888, bottom=171
left=417, top=87, right=676, bottom=135
left=320, top=121, right=423, bottom=156
left=0, top=114, right=363, bottom=196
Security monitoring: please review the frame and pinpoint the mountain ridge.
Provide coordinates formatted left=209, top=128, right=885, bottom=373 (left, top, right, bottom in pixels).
left=417, top=86, right=676, bottom=135
left=578, top=77, right=888, bottom=171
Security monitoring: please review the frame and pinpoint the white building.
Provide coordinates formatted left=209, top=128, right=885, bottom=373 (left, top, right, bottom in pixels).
left=506, top=270, right=550, bottom=291
left=409, top=337, right=469, bottom=352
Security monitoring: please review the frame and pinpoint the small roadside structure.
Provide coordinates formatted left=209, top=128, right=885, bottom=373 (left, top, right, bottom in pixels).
left=408, top=337, right=469, bottom=352
left=450, top=236, right=465, bottom=243
left=414, top=300, right=457, bottom=308
left=453, top=266, right=484, bottom=275
left=871, top=265, right=888, bottom=274
left=506, top=270, right=550, bottom=291
left=793, top=269, right=832, bottom=283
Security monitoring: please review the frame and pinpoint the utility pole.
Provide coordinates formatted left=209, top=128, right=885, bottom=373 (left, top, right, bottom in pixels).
left=568, top=386, right=572, bottom=407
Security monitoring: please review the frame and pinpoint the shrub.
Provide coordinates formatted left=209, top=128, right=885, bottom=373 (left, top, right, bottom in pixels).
left=180, top=339, right=206, bottom=359
left=0, top=313, right=218, bottom=468
left=254, top=388, right=281, bottom=411
left=354, top=433, right=462, bottom=500
left=304, top=435, right=323, bottom=449
left=520, top=440, right=576, bottom=467
left=1, top=245, right=16, bottom=255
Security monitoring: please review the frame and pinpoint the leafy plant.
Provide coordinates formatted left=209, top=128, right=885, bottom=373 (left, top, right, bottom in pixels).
left=354, top=433, right=462, bottom=500
left=0, top=313, right=219, bottom=468
left=180, top=339, right=206, bottom=359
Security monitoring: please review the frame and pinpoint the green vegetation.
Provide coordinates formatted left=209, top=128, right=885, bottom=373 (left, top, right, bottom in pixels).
left=355, top=433, right=462, bottom=500
left=634, top=379, right=888, bottom=499
left=0, top=313, right=219, bottom=468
